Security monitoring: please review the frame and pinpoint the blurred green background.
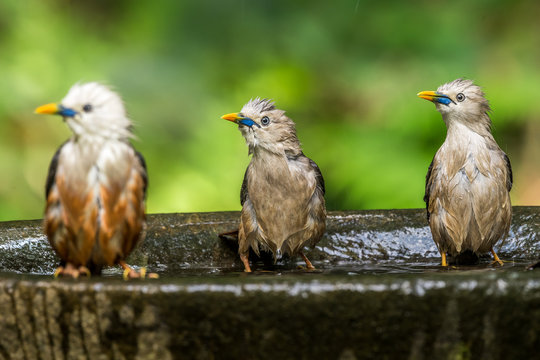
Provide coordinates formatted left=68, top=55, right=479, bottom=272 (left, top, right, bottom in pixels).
left=0, top=0, right=539, bottom=221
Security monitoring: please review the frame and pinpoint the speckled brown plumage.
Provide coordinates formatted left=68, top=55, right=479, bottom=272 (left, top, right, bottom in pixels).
left=222, top=98, right=326, bottom=272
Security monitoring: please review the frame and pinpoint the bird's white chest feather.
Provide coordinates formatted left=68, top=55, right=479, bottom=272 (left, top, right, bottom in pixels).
left=438, top=122, right=491, bottom=182
left=60, top=138, right=133, bottom=191
left=444, top=122, right=484, bottom=154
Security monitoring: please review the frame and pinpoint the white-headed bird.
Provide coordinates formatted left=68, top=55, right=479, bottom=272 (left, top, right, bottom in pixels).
left=418, top=79, right=512, bottom=266
left=35, top=82, right=154, bottom=279
left=222, top=98, right=326, bottom=272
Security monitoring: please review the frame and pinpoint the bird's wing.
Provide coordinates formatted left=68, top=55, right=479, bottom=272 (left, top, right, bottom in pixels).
left=44, top=141, right=98, bottom=267
left=424, top=157, right=435, bottom=221
left=301, top=156, right=326, bottom=250
left=425, top=154, right=472, bottom=252
left=45, top=141, right=67, bottom=198
left=44, top=143, right=68, bottom=261
left=503, top=152, right=513, bottom=192
left=308, top=158, right=325, bottom=196
left=240, top=165, right=250, bottom=206
left=134, top=149, right=148, bottom=198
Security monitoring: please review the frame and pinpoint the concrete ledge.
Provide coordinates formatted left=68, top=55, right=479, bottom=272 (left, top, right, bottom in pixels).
left=1, top=271, right=540, bottom=359
left=1, top=207, right=539, bottom=274
left=0, top=207, right=539, bottom=358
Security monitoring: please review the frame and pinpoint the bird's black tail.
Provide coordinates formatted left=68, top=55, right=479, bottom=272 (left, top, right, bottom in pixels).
left=449, top=250, right=480, bottom=265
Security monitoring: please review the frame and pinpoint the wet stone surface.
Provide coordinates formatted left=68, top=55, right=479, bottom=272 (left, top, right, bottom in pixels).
left=0, top=207, right=539, bottom=359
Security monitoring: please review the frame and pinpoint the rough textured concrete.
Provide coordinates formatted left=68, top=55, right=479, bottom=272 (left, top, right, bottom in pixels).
left=0, top=271, right=539, bottom=359
left=0, top=207, right=539, bottom=359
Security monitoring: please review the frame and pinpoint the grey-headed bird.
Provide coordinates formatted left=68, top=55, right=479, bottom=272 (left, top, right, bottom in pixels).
left=418, top=79, right=512, bottom=266
left=222, top=98, right=326, bottom=272
left=35, top=82, right=155, bottom=279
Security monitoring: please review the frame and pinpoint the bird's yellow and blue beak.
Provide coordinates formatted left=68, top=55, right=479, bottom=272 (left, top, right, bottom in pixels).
left=417, top=91, right=454, bottom=105
left=221, top=113, right=260, bottom=128
left=35, top=103, right=78, bottom=117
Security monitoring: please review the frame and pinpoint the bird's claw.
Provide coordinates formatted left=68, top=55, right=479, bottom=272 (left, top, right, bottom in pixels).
left=53, top=266, right=64, bottom=278
left=122, top=267, right=134, bottom=280
left=297, top=265, right=317, bottom=272
left=490, top=249, right=504, bottom=266
left=120, top=261, right=158, bottom=280
left=491, top=259, right=504, bottom=267
left=53, top=264, right=90, bottom=278
left=299, top=252, right=316, bottom=270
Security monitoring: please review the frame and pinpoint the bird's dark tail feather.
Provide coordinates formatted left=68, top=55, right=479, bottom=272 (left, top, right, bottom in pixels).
left=218, top=229, right=240, bottom=243
left=448, top=250, right=480, bottom=265
left=218, top=229, right=277, bottom=268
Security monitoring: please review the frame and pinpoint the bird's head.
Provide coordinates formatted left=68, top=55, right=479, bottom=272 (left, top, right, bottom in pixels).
left=418, top=78, right=491, bottom=130
left=221, top=98, right=301, bottom=155
left=35, top=82, right=133, bottom=140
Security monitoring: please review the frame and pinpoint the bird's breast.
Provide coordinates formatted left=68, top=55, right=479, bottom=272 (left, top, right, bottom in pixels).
left=247, top=155, right=316, bottom=236
left=439, top=124, right=498, bottom=181
left=56, top=140, right=139, bottom=212
left=51, top=139, right=145, bottom=264
left=249, top=155, right=315, bottom=200
left=433, top=124, right=510, bottom=209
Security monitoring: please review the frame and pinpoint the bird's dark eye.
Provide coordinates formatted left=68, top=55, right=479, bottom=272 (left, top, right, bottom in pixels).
left=261, top=116, right=270, bottom=126
left=456, top=93, right=466, bottom=102
left=82, top=104, right=93, bottom=112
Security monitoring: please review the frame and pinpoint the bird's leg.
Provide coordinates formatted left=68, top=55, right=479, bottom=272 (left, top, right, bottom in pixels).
left=53, top=266, right=64, bottom=278
left=239, top=252, right=252, bottom=273
left=441, top=252, right=448, bottom=267
left=299, top=252, right=315, bottom=270
left=119, top=260, right=159, bottom=280
left=491, top=248, right=504, bottom=266
left=119, top=261, right=136, bottom=279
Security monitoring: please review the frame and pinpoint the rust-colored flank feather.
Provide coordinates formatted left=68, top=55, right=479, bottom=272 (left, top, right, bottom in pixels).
left=39, top=82, right=153, bottom=279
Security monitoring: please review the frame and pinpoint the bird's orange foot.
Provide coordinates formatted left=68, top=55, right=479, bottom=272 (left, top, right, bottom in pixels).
left=299, top=252, right=316, bottom=270
left=491, top=260, right=504, bottom=266
left=490, top=248, right=504, bottom=266
left=53, top=266, right=64, bottom=278
left=119, top=261, right=158, bottom=280
left=122, top=266, right=159, bottom=280
left=54, top=263, right=90, bottom=278
left=440, top=252, right=448, bottom=267
left=240, top=253, right=252, bottom=273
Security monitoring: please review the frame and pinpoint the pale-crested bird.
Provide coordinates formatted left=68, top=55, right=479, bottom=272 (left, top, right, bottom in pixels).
left=221, top=98, right=326, bottom=272
left=418, top=79, right=512, bottom=266
left=35, top=82, right=156, bottom=279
